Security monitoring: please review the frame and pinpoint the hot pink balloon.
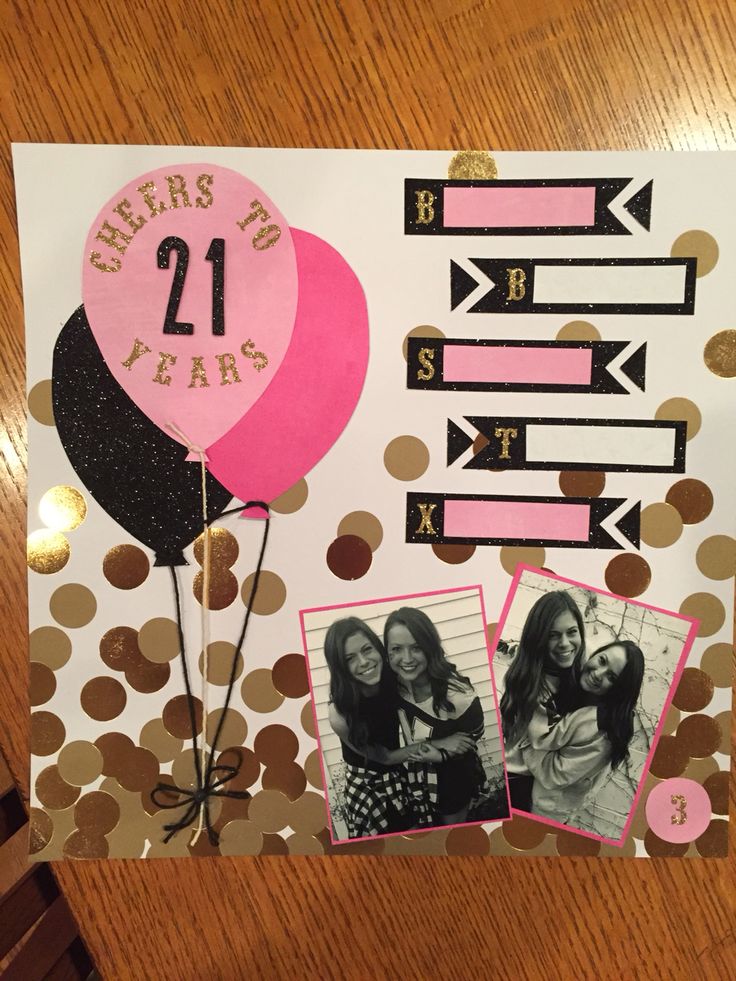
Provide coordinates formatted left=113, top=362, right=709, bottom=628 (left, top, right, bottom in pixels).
left=82, top=163, right=298, bottom=457
left=206, top=229, right=368, bottom=514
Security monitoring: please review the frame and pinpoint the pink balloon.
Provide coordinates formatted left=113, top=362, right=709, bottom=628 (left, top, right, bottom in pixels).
left=82, top=164, right=298, bottom=457
left=206, top=229, right=368, bottom=513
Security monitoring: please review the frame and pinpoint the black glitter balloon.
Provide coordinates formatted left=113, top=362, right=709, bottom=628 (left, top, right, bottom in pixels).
left=52, top=305, right=233, bottom=566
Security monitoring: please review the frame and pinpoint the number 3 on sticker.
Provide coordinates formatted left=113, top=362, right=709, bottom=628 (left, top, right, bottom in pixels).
left=670, top=793, right=687, bottom=826
left=158, top=236, right=225, bottom=336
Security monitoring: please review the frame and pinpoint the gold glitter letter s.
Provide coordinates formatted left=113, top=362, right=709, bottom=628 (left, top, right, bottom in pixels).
left=241, top=340, right=268, bottom=372
left=416, top=503, right=437, bottom=536
left=415, top=190, right=435, bottom=225
left=417, top=348, right=435, bottom=382
left=195, top=174, right=214, bottom=209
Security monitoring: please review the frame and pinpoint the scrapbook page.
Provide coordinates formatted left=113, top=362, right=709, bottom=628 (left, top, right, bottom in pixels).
left=15, top=146, right=733, bottom=859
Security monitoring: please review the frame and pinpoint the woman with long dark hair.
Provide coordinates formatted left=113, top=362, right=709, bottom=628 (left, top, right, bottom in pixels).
left=521, top=639, right=645, bottom=826
left=325, top=616, right=436, bottom=838
left=499, top=590, right=585, bottom=810
left=384, top=607, right=486, bottom=825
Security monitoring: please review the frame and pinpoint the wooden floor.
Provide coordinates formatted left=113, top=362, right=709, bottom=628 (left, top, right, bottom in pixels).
left=1, top=1, right=734, bottom=978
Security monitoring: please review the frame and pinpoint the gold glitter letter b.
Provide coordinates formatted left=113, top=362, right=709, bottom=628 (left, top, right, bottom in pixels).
left=506, top=267, right=526, bottom=301
left=415, top=190, right=435, bottom=225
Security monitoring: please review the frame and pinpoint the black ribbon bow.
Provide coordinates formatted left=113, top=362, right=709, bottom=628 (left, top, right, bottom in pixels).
left=151, top=762, right=251, bottom=846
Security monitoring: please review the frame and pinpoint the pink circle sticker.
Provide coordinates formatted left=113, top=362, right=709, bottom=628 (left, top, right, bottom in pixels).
left=644, top=777, right=711, bottom=843
left=82, top=163, right=298, bottom=455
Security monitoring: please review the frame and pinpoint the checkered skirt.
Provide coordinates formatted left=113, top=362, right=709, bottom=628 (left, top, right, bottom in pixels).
left=343, top=760, right=438, bottom=838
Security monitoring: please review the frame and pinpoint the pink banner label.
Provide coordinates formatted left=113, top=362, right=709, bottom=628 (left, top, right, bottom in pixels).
left=444, top=499, right=591, bottom=542
left=444, top=186, right=596, bottom=229
left=443, top=345, right=592, bottom=385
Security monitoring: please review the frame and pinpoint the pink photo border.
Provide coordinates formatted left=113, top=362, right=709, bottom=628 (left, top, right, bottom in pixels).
left=299, top=583, right=513, bottom=846
left=489, top=564, right=701, bottom=848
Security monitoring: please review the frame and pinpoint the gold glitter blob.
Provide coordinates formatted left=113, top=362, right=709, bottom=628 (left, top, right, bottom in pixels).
left=241, top=570, right=286, bottom=614
left=30, top=625, right=72, bottom=670
left=99, top=625, right=140, bottom=671
left=556, top=321, right=601, bottom=341
left=605, top=553, right=651, bottom=597
left=103, top=544, right=150, bottom=589
left=304, top=750, right=324, bottom=790
left=39, top=485, right=87, bottom=531
left=500, top=545, right=545, bottom=577
left=193, top=527, right=239, bottom=567
left=644, top=829, right=688, bottom=858
left=241, top=668, right=285, bottom=713
left=431, top=542, right=476, bottom=565
left=301, top=701, right=317, bottom=738
left=704, top=771, right=729, bottom=814
left=559, top=470, right=606, bottom=498
left=206, top=707, right=248, bottom=748
left=337, top=511, right=384, bottom=551
left=248, top=790, right=293, bottom=833
left=285, top=833, right=325, bottom=855
left=49, top=583, right=96, bottom=628
left=35, top=764, right=80, bottom=810
left=139, top=718, right=183, bottom=763
left=270, top=478, right=309, bottom=514
left=502, top=815, right=548, bottom=850
left=75, top=791, right=120, bottom=835
left=665, top=478, right=713, bottom=524
left=700, top=643, right=734, bottom=688
left=30, top=661, right=56, bottom=706
left=272, top=652, right=310, bottom=699
left=639, top=502, right=683, bottom=548
left=383, top=435, right=430, bottom=481
left=402, top=324, right=446, bottom=361
left=445, top=825, right=491, bottom=856
left=262, top=761, right=307, bottom=801
left=198, top=641, right=243, bottom=685
left=57, top=740, right=104, bottom=786
left=27, top=530, right=70, bottom=574
left=253, top=724, right=299, bottom=766
left=648, top=734, right=688, bottom=778
left=63, top=830, right=109, bottom=860
left=695, top=820, right=728, bottom=857
left=163, top=694, right=203, bottom=738
left=555, top=829, right=601, bottom=857
left=672, top=667, right=714, bottom=713
left=661, top=705, right=681, bottom=736
left=138, top=617, right=180, bottom=663
left=80, top=676, right=127, bottom=721
left=696, top=535, right=736, bottom=580
left=194, top=568, right=239, bottom=610
left=289, top=790, right=327, bottom=835
left=670, top=229, right=719, bottom=277
left=677, top=713, right=722, bottom=758
left=219, top=819, right=263, bottom=856
left=30, top=711, right=66, bottom=756
left=29, top=808, right=53, bottom=854
left=703, top=329, right=736, bottom=377
left=655, top=397, right=701, bottom=441
left=679, top=592, right=725, bottom=637
left=447, top=150, right=498, bottom=180
left=28, top=379, right=55, bottom=425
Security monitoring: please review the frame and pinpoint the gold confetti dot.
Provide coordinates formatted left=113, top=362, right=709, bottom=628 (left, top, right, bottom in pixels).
left=648, top=734, right=688, bottom=778
left=241, top=569, right=286, bottom=614
left=49, top=583, right=96, bottom=628
left=139, top=718, right=183, bottom=764
left=80, top=677, right=126, bottom=721
left=254, top=724, right=299, bottom=766
left=116, top=746, right=160, bottom=794
left=304, top=750, right=323, bottom=790
left=137, top=617, right=180, bottom=663
left=700, top=643, right=734, bottom=688
left=29, top=808, right=53, bottom=854
left=30, top=661, right=56, bottom=706
left=604, top=553, right=651, bottom=597
left=28, top=379, right=55, bottom=425
left=163, top=694, right=202, bottom=739
left=639, top=502, right=683, bottom=548
left=703, top=329, right=736, bottom=378
left=555, top=829, right=601, bottom=856
left=206, top=707, right=248, bottom=749
left=241, top=669, right=285, bottom=713
left=270, top=478, right=309, bottom=514
left=661, top=705, right=680, bottom=736
left=666, top=478, right=714, bottom=525
left=198, top=641, right=243, bottom=685
left=193, top=527, right=239, bottom=568
left=260, top=833, right=290, bottom=855
left=445, top=825, right=491, bottom=855
left=125, top=657, right=170, bottom=693
left=679, top=592, right=725, bottom=637
left=74, top=791, right=120, bottom=835
left=301, top=701, right=317, bottom=738
left=500, top=545, right=545, bottom=577
left=696, top=535, right=736, bottom=580
left=402, top=324, right=445, bottom=361
left=671, top=229, right=719, bottom=277
left=95, top=732, right=136, bottom=779
left=39, top=485, right=87, bottom=531
left=655, top=397, right=701, bottom=441
left=35, top=765, right=80, bottom=810
left=103, top=545, right=150, bottom=589
left=27, top=530, right=70, bottom=574
left=713, top=710, right=731, bottom=755
left=704, top=771, right=729, bottom=814
left=170, top=748, right=198, bottom=791
left=272, top=652, right=310, bottom=699
left=326, top=535, right=373, bottom=580
left=672, top=667, right=714, bottom=713
left=598, top=836, right=638, bottom=858
left=556, top=321, right=601, bottom=341
left=644, top=829, right=688, bottom=858
left=502, top=815, right=548, bottom=850
left=677, top=713, right=722, bottom=758
left=99, top=626, right=141, bottom=672
left=337, top=511, right=384, bottom=551
left=695, top=819, right=728, bottom=857
left=30, top=626, right=72, bottom=670
left=31, top=711, right=65, bottom=756
left=217, top=746, right=261, bottom=792
left=63, top=830, right=109, bottom=860
left=248, top=790, right=292, bottom=833
left=559, top=471, right=606, bottom=498
left=383, top=435, right=429, bottom=481
left=262, top=761, right=307, bottom=801
left=289, top=790, right=327, bottom=835
left=219, top=819, right=263, bottom=856
left=194, top=568, right=239, bottom=610
left=431, top=542, right=476, bottom=565
left=447, top=150, right=497, bottom=180
left=286, top=833, right=325, bottom=855
left=57, top=740, right=104, bottom=786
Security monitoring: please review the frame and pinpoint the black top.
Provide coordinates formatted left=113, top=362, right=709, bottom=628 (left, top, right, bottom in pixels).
left=341, top=691, right=400, bottom=773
